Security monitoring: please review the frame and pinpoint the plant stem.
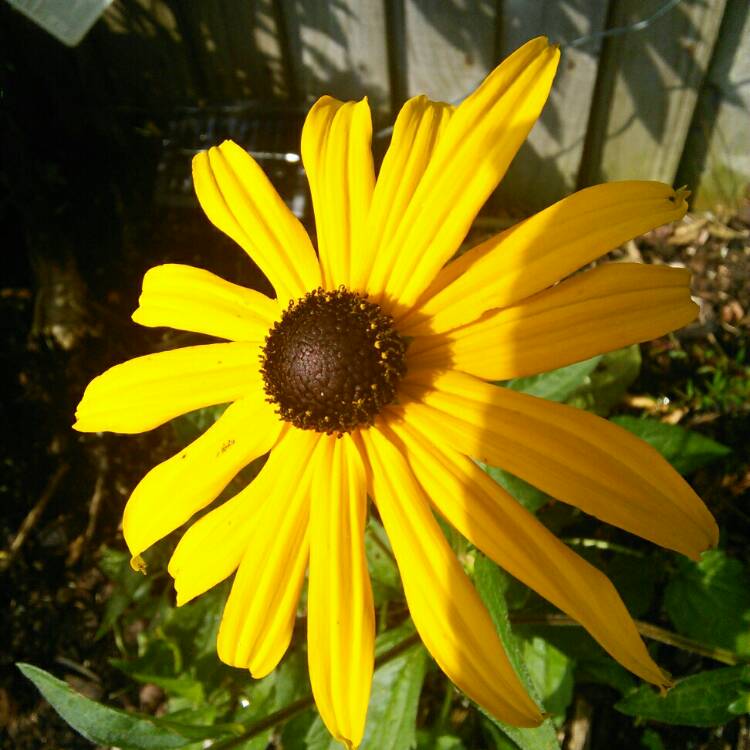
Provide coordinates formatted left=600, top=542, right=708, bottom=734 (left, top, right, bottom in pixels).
left=511, top=612, right=747, bottom=666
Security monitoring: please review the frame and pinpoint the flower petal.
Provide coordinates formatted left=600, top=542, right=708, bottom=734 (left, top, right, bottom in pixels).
left=408, top=264, right=698, bottom=380
left=357, top=424, right=543, bottom=727
left=377, top=37, right=559, bottom=310
left=132, top=264, right=280, bottom=342
left=302, top=97, right=375, bottom=290
left=168, top=425, right=319, bottom=606
left=123, top=394, right=282, bottom=563
left=402, top=182, right=689, bottom=334
left=73, top=342, right=262, bottom=433
left=308, top=434, right=374, bottom=748
left=192, top=140, right=321, bottom=302
left=217, top=428, right=321, bottom=677
left=389, top=417, right=669, bottom=687
left=401, top=370, right=718, bottom=559
left=363, top=95, right=453, bottom=297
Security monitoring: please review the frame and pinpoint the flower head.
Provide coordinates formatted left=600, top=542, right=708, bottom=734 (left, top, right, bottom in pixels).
left=75, top=37, right=717, bottom=748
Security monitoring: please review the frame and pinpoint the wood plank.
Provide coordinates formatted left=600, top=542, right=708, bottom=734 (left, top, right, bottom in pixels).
left=494, top=1, right=609, bottom=215
left=401, top=0, right=497, bottom=102
left=582, top=0, right=727, bottom=186
left=92, top=0, right=198, bottom=109
left=279, top=0, right=390, bottom=114
left=176, top=0, right=289, bottom=101
left=680, top=0, right=750, bottom=209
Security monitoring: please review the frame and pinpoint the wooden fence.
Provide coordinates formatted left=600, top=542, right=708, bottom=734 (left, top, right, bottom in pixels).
left=4, top=0, right=749, bottom=214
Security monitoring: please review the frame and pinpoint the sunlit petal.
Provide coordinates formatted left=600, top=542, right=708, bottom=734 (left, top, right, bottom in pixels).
left=132, top=263, right=280, bottom=341
left=302, top=97, right=375, bottom=289
left=308, top=435, right=374, bottom=748
left=401, top=370, right=718, bottom=559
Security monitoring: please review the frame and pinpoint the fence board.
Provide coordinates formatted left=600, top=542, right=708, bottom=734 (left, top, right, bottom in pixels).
left=494, top=1, right=608, bottom=215
left=93, top=0, right=198, bottom=108
left=401, top=0, right=497, bottom=102
left=176, top=0, right=289, bottom=101
left=680, top=0, right=750, bottom=209
left=279, top=0, right=390, bottom=113
left=582, top=0, right=727, bottom=187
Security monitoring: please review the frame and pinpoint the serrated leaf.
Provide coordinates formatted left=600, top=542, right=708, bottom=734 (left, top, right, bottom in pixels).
left=474, top=555, right=561, bottom=750
left=615, top=666, right=750, bottom=726
left=521, top=637, right=574, bottom=718
left=664, top=550, right=750, bottom=655
left=505, top=356, right=602, bottom=402
left=566, top=346, right=641, bottom=415
left=305, top=624, right=427, bottom=750
left=610, top=416, right=730, bottom=474
left=17, top=663, right=236, bottom=749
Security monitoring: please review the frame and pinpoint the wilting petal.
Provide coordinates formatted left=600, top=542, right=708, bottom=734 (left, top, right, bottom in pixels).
left=409, top=264, right=697, bottom=379
left=389, top=417, right=669, bottom=687
left=401, top=370, right=718, bottom=559
left=402, top=182, right=689, bottom=334
left=377, top=37, right=559, bottom=310
left=132, top=264, right=280, bottom=341
left=302, top=97, right=375, bottom=290
left=123, top=394, right=282, bottom=564
left=192, top=140, right=321, bottom=302
left=73, top=342, right=262, bottom=433
left=357, top=425, right=543, bottom=727
left=308, top=435, right=374, bottom=748
left=217, top=428, right=321, bottom=677
left=168, top=426, right=319, bottom=606
left=363, top=96, right=453, bottom=297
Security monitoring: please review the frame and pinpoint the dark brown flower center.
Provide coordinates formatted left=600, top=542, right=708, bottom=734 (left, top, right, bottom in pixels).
left=260, top=287, right=408, bottom=434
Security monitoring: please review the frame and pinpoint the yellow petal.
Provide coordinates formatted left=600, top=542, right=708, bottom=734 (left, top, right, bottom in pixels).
left=389, top=417, right=669, bottom=687
left=377, top=37, right=559, bottom=310
left=403, top=182, right=690, bottom=334
left=401, top=370, right=718, bottom=559
left=132, top=264, right=280, bottom=342
left=302, top=97, right=375, bottom=290
left=217, top=428, right=321, bottom=677
left=409, top=264, right=698, bottom=380
left=168, top=425, right=317, bottom=606
left=357, top=425, right=543, bottom=726
left=123, top=394, right=282, bottom=561
left=192, top=140, right=321, bottom=303
left=74, top=342, right=262, bottom=433
left=308, top=435, right=374, bottom=749
left=363, top=95, right=453, bottom=297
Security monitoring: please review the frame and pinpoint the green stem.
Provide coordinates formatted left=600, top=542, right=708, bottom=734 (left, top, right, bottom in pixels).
left=511, top=612, right=748, bottom=666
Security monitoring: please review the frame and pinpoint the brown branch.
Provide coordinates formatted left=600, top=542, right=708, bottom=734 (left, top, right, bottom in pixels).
left=0, top=462, right=69, bottom=570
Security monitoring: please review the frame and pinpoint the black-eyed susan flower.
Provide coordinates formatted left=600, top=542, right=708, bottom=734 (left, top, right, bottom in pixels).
left=75, top=37, right=718, bottom=749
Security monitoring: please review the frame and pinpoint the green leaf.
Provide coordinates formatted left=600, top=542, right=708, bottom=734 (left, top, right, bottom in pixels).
left=615, top=666, right=750, bottom=726
left=305, top=624, right=427, bottom=750
left=505, top=356, right=602, bottom=402
left=566, top=346, right=641, bottom=416
left=474, top=555, right=561, bottom=750
left=17, top=663, right=236, bottom=749
left=664, top=549, right=750, bottom=655
left=172, top=404, right=228, bottom=444
left=521, top=637, right=574, bottom=718
left=365, top=518, right=402, bottom=605
left=610, top=416, right=730, bottom=474
left=477, top=463, right=549, bottom=515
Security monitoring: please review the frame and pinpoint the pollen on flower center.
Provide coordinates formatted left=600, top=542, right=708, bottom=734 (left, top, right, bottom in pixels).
left=260, top=287, right=408, bottom=434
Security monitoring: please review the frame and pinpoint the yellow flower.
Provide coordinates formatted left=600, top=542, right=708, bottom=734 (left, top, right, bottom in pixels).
left=75, top=37, right=717, bottom=749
